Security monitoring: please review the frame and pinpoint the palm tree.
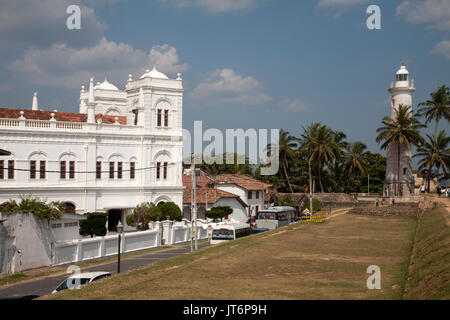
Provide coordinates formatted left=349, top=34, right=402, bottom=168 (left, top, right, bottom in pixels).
left=299, top=123, right=341, bottom=193
left=417, top=85, right=450, bottom=138
left=414, top=130, right=450, bottom=191
left=267, top=129, right=297, bottom=193
left=342, top=141, right=370, bottom=183
left=376, top=105, right=425, bottom=196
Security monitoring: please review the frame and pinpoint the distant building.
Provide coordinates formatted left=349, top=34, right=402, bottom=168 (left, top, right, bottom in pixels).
left=412, top=170, right=440, bottom=194
left=213, top=174, right=271, bottom=218
left=182, top=174, right=248, bottom=222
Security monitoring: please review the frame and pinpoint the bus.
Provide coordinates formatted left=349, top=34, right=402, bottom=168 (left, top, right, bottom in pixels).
left=210, top=222, right=253, bottom=245
left=255, top=206, right=297, bottom=230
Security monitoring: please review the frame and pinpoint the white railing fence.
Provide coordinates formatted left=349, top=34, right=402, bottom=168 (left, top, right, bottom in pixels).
left=52, top=229, right=161, bottom=266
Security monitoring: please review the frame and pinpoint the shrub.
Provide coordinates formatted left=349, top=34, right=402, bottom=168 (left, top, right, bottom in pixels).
left=206, top=206, right=233, bottom=221
left=79, top=212, right=108, bottom=237
left=0, top=196, right=64, bottom=220
left=300, top=198, right=323, bottom=213
left=312, top=198, right=322, bottom=212
left=158, top=202, right=183, bottom=221
left=275, top=195, right=295, bottom=207
left=127, top=202, right=162, bottom=230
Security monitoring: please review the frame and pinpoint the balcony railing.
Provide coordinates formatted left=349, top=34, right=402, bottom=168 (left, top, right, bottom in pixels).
left=0, top=117, right=142, bottom=134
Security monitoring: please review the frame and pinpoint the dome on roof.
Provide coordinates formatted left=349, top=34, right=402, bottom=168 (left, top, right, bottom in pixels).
left=140, top=65, right=169, bottom=79
left=396, top=64, right=409, bottom=75
left=96, top=79, right=119, bottom=91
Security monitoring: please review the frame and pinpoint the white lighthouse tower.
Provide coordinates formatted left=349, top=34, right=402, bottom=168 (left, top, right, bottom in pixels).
left=384, top=63, right=416, bottom=197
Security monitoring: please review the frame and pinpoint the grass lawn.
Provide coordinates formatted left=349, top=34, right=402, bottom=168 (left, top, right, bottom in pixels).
left=404, top=205, right=450, bottom=299
left=48, top=212, right=417, bottom=300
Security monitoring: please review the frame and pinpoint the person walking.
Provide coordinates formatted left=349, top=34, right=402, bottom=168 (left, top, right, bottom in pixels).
left=382, top=196, right=386, bottom=206
left=376, top=198, right=379, bottom=207
left=437, top=186, right=442, bottom=198
left=420, top=184, right=425, bottom=194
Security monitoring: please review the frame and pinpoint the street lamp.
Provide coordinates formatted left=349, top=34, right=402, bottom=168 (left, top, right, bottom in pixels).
left=117, top=221, right=123, bottom=273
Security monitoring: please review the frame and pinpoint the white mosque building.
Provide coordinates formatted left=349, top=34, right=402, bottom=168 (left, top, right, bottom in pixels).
left=384, top=63, right=416, bottom=197
left=0, top=66, right=184, bottom=232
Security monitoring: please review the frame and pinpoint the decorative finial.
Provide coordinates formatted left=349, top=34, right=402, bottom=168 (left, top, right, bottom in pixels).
left=114, top=117, right=120, bottom=125
left=50, top=113, right=55, bottom=120
left=177, top=73, right=182, bottom=80
left=81, top=85, right=85, bottom=92
left=32, top=92, right=38, bottom=111
left=19, top=111, right=26, bottom=120
left=128, top=74, right=133, bottom=81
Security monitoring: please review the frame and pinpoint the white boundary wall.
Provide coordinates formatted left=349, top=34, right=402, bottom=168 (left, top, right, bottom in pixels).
left=52, top=229, right=161, bottom=266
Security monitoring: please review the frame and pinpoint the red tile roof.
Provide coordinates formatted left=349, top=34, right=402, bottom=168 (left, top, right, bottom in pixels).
left=214, top=174, right=272, bottom=191
left=0, top=108, right=127, bottom=125
left=183, top=174, right=247, bottom=207
left=182, top=175, right=214, bottom=188
left=183, top=187, right=247, bottom=206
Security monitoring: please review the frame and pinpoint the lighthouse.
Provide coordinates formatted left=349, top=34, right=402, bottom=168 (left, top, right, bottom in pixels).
left=384, top=63, right=416, bottom=197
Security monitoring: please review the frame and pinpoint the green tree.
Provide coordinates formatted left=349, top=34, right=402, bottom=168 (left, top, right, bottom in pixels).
left=267, top=129, right=298, bottom=193
left=299, top=123, right=342, bottom=193
left=376, top=105, right=425, bottom=196
left=79, top=212, right=108, bottom=238
left=126, top=202, right=161, bottom=230
left=158, top=202, right=183, bottom=221
left=342, top=141, right=369, bottom=184
left=414, top=130, right=450, bottom=188
left=417, top=85, right=450, bottom=139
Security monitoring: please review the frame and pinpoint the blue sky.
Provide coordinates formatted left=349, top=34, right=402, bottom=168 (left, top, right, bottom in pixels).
left=0, top=0, right=449, bottom=156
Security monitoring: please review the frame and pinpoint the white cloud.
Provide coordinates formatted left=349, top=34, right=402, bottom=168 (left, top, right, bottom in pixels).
left=189, top=69, right=271, bottom=105
left=10, top=38, right=189, bottom=89
left=157, top=0, right=263, bottom=13
left=431, top=40, right=450, bottom=60
left=277, top=98, right=308, bottom=113
left=0, top=0, right=106, bottom=49
left=396, top=0, right=450, bottom=32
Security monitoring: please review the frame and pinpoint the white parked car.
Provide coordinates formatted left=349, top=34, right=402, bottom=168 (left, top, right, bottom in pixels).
left=52, top=271, right=111, bottom=294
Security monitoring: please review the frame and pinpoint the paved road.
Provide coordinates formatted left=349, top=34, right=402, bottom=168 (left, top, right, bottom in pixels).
left=0, top=242, right=210, bottom=299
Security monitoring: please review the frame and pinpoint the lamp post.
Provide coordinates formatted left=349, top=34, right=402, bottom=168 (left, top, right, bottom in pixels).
left=117, top=221, right=123, bottom=274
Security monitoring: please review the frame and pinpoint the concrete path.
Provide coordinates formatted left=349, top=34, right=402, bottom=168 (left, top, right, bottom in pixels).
left=0, top=242, right=210, bottom=299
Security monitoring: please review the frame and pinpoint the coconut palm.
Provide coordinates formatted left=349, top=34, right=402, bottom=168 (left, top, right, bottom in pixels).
left=342, top=141, right=370, bottom=182
left=414, top=130, right=450, bottom=189
left=299, top=123, right=341, bottom=193
left=417, top=85, right=450, bottom=138
left=267, top=129, right=298, bottom=193
left=376, top=105, right=425, bottom=196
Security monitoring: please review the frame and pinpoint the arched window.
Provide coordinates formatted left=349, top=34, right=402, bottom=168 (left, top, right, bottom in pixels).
left=64, top=202, right=76, bottom=213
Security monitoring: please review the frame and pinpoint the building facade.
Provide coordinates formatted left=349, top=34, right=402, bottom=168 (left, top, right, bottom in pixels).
left=384, top=63, right=416, bottom=197
left=0, top=66, right=184, bottom=232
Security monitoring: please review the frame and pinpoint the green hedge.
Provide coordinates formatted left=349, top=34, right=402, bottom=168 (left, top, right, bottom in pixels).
left=79, top=212, right=108, bottom=237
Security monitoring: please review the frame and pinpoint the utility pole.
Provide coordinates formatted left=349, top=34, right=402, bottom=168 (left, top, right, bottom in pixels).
left=191, top=153, right=198, bottom=251
left=190, top=154, right=194, bottom=252
left=368, top=174, right=370, bottom=194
